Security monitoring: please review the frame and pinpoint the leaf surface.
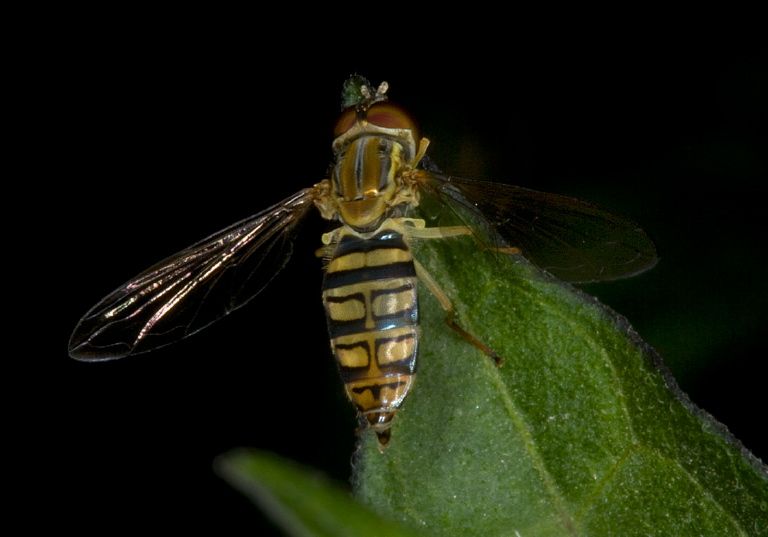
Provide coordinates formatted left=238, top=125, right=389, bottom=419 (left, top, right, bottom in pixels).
left=216, top=450, right=426, bottom=537
left=351, top=207, right=768, bottom=536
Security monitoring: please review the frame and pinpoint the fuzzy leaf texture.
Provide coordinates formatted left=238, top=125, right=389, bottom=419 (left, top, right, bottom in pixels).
left=220, top=204, right=767, bottom=537
left=349, top=203, right=768, bottom=536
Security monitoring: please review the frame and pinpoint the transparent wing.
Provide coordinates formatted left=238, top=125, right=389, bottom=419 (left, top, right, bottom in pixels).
left=69, top=188, right=320, bottom=361
left=414, top=170, right=658, bottom=283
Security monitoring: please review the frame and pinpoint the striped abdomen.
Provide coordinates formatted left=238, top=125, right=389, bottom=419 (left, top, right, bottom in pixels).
left=321, top=223, right=418, bottom=445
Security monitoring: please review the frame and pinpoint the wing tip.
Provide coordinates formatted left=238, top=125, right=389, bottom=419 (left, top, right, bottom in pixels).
left=68, top=340, right=132, bottom=362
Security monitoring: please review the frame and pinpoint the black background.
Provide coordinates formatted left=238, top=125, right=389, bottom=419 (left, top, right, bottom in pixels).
left=24, top=13, right=766, bottom=535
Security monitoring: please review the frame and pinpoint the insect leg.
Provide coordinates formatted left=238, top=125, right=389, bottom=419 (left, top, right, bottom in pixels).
left=403, top=220, right=521, bottom=255
left=406, top=224, right=474, bottom=240
left=315, top=244, right=336, bottom=258
left=316, top=227, right=343, bottom=258
left=489, top=246, right=522, bottom=255
left=413, top=258, right=504, bottom=366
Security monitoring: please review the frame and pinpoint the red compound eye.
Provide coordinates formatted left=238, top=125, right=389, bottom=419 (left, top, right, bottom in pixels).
left=365, top=101, right=418, bottom=134
left=332, top=101, right=419, bottom=140
left=333, top=106, right=358, bottom=138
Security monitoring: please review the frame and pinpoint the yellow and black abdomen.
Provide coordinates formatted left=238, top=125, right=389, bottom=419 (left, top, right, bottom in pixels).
left=321, top=223, right=418, bottom=445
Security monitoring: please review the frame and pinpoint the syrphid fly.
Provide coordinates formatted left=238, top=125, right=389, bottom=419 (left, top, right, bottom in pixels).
left=69, top=76, right=657, bottom=446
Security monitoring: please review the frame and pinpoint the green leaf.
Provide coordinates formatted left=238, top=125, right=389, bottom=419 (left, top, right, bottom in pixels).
left=215, top=449, right=426, bottom=537
left=351, top=214, right=768, bottom=535
left=217, top=198, right=765, bottom=536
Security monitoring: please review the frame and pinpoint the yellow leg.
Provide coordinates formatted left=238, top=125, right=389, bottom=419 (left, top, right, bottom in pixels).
left=490, top=246, right=522, bottom=255
left=413, top=258, right=503, bottom=366
left=403, top=219, right=520, bottom=255
left=407, top=224, right=474, bottom=240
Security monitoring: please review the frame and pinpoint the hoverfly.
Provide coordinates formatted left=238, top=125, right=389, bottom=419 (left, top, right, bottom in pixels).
left=69, top=76, right=657, bottom=446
